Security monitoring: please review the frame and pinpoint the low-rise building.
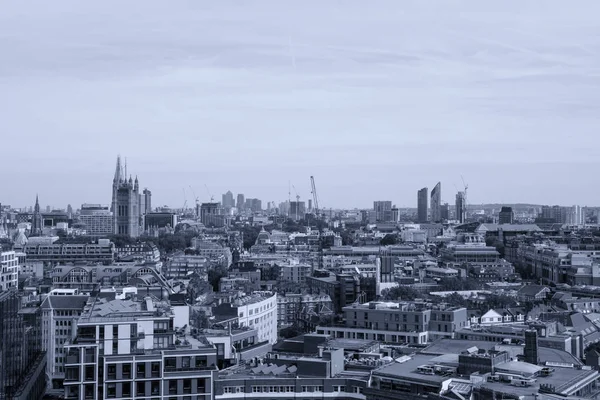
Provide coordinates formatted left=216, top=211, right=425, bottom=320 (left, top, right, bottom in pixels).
left=23, top=239, right=115, bottom=265
left=115, top=242, right=161, bottom=263
left=317, top=301, right=468, bottom=345
left=277, top=293, right=334, bottom=328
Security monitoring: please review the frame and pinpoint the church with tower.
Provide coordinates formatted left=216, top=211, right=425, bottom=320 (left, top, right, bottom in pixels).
left=111, top=156, right=144, bottom=238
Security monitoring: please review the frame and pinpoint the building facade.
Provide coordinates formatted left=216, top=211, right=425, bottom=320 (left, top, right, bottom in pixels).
left=63, top=295, right=218, bottom=400
left=455, top=192, right=466, bottom=223
left=79, top=204, right=113, bottom=236
left=42, top=294, right=90, bottom=390
left=417, top=187, right=428, bottom=223
left=0, top=250, right=18, bottom=291
left=430, top=182, right=441, bottom=223
left=23, top=239, right=115, bottom=265
left=498, top=206, right=514, bottom=224
left=373, top=201, right=392, bottom=223
left=0, top=289, right=47, bottom=400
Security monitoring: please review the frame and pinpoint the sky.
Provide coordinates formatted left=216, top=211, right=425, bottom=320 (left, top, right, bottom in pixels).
left=1, top=0, right=599, bottom=210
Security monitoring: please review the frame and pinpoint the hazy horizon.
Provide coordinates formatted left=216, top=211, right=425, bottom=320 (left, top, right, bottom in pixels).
left=1, top=0, right=599, bottom=209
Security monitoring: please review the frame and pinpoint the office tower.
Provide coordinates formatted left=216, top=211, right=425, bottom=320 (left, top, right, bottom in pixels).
left=222, top=190, right=235, bottom=209
left=373, top=201, right=392, bottom=222
left=455, top=192, right=466, bottom=223
left=417, top=187, right=428, bottom=223
left=141, top=188, right=152, bottom=214
left=67, top=204, right=73, bottom=218
left=441, top=203, right=449, bottom=221
left=498, top=206, right=514, bottom=224
left=236, top=193, right=245, bottom=210
left=524, top=329, right=539, bottom=365
left=568, top=205, right=584, bottom=225
left=391, top=207, right=399, bottom=222
left=289, top=201, right=306, bottom=221
left=0, top=289, right=47, bottom=400
left=80, top=204, right=113, bottom=236
left=30, top=195, right=43, bottom=237
left=308, top=199, right=313, bottom=213
left=111, top=156, right=141, bottom=237
left=245, top=198, right=262, bottom=212
left=430, top=182, right=441, bottom=222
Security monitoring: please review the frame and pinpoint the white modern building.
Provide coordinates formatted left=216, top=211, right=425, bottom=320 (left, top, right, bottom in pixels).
left=0, top=250, right=19, bottom=291
left=234, top=292, right=278, bottom=344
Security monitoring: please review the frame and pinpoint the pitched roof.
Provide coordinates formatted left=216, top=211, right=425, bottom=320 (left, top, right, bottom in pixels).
left=476, top=223, right=542, bottom=233
left=517, top=285, right=549, bottom=297
left=41, top=295, right=89, bottom=310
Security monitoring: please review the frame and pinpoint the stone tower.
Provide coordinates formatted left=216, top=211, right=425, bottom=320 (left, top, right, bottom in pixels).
left=111, top=156, right=141, bottom=237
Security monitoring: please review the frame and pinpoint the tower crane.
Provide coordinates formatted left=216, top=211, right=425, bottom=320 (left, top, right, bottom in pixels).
left=204, top=184, right=214, bottom=202
left=461, top=175, right=469, bottom=219
left=310, top=175, right=320, bottom=217
left=182, top=188, right=188, bottom=213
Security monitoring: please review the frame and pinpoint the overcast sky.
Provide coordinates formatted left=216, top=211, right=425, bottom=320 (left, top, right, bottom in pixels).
left=1, top=0, right=599, bottom=210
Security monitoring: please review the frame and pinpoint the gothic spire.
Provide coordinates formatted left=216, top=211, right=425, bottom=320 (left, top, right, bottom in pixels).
left=114, top=155, right=122, bottom=183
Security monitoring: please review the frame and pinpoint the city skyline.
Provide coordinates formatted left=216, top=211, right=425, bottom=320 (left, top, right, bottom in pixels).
left=1, top=0, right=600, bottom=208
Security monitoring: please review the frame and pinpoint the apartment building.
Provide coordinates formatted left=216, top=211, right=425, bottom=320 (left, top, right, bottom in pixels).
left=42, top=293, right=90, bottom=390
left=115, top=242, right=161, bottom=263
left=0, top=250, right=19, bottom=291
left=279, top=262, right=311, bottom=283
left=317, top=301, right=468, bottom=345
left=63, top=295, right=218, bottom=400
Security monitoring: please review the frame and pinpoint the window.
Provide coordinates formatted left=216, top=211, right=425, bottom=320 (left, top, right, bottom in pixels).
left=122, top=382, right=132, bottom=397
left=106, top=383, right=116, bottom=398
left=151, top=362, right=160, bottom=377
left=183, top=379, right=192, bottom=394
left=137, top=381, right=146, bottom=396
left=165, top=357, right=176, bottom=370
left=169, top=380, right=178, bottom=394
left=122, top=363, right=132, bottom=379
left=137, top=363, right=145, bottom=378
left=107, top=364, right=116, bottom=379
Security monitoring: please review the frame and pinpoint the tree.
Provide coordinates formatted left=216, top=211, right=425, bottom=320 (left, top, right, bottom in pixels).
left=380, top=234, right=398, bottom=246
left=382, top=286, right=421, bottom=301
left=208, top=265, right=229, bottom=292
left=445, top=292, right=468, bottom=307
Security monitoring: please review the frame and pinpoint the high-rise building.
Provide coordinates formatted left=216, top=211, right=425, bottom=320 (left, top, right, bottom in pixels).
left=245, top=198, right=262, bottom=212
left=498, top=206, right=514, bottom=224
left=430, top=182, right=441, bottom=222
left=417, top=187, right=429, bottom=223
left=373, top=201, right=392, bottom=222
left=30, top=195, right=43, bottom=237
left=391, top=207, right=399, bottom=222
left=568, top=205, right=584, bottom=225
left=0, top=289, right=47, bottom=400
left=441, top=203, right=449, bottom=221
left=111, top=156, right=141, bottom=237
left=141, top=188, right=152, bottom=215
left=222, top=191, right=235, bottom=209
left=289, top=201, right=306, bottom=221
left=236, top=193, right=245, bottom=210
left=456, top=192, right=466, bottom=223
left=200, top=202, right=220, bottom=225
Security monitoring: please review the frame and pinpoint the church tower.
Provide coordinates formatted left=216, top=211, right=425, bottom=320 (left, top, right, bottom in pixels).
left=111, top=156, right=141, bottom=238
left=30, top=195, right=43, bottom=237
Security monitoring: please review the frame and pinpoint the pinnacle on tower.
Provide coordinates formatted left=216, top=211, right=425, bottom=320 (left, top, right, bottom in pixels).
left=114, top=155, right=122, bottom=183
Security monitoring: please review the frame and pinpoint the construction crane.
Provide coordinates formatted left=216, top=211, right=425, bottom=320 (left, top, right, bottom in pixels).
left=310, top=175, right=320, bottom=217
left=189, top=186, right=200, bottom=217
left=204, top=184, right=214, bottom=202
left=461, top=175, right=469, bottom=220
left=182, top=188, right=188, bottom=213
